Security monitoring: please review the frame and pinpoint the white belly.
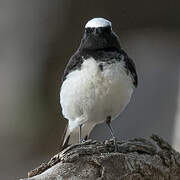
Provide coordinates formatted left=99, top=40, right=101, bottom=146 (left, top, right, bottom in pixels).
left=60, top=58, right=133, bottom=131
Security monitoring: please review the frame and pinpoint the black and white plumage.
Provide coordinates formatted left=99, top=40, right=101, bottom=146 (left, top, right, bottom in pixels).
left=60, top=18, right=138, bottom=148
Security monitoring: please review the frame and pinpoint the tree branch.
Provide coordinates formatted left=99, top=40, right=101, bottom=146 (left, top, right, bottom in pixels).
left=21, top=135, right=180, bottom=180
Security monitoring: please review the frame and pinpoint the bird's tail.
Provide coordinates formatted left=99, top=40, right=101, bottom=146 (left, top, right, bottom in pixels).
left=61, top=122, right=95, bottom=150
left=61, top=123, right=71, bottom=150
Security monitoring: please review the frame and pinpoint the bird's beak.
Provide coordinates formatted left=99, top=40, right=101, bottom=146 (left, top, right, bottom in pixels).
left=93, top=29, right=99, bottom=36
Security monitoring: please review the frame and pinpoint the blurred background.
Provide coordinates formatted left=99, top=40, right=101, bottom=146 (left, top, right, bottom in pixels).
left=1, top=0, right=180, bottom=179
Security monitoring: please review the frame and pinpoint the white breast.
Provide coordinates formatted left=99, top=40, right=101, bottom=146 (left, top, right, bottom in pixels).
left=60, top=58, right=133, bottom=131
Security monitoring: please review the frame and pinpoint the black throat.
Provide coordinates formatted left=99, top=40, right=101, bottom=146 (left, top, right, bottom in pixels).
left=79, top=28, right=121, bottom=52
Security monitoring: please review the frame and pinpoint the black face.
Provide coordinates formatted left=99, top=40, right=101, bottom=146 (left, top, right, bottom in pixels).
left=79, top=26, right=121, bottom=52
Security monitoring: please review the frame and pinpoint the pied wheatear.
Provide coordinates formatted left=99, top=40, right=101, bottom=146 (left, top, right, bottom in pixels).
left=60, top=18, right=138, bottom=150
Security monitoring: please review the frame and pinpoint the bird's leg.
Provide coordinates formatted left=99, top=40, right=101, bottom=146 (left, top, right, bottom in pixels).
left=79, top=124, right=82, bottom=143
left=106, top=116, right=118, bottom=152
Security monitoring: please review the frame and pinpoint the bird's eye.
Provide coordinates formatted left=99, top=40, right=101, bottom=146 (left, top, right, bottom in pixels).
left=103, top=26, right=111, bottom=33
left=85, top=28, right=93, bottom=34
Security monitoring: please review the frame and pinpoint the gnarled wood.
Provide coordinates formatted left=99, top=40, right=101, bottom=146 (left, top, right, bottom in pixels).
left=21, top=135, right=180, bottom=180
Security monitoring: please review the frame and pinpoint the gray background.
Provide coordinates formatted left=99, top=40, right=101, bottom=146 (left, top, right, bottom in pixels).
left=0, top=0, right=180, bottom=179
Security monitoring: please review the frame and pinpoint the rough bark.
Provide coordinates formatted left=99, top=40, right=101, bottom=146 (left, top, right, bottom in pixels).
left=21, top=135, right=180, bottom=180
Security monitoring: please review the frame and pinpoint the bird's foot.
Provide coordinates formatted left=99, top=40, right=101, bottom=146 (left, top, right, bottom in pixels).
left=113, top=137, right=118, bottom=152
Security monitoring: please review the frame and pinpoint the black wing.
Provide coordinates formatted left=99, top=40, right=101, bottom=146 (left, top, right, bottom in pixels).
left=62, top=51, right=84, bottom=82
left=121, top=49, right=138, bottom=87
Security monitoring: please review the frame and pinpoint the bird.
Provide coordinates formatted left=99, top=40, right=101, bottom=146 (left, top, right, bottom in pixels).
left=60, top=17, right=138, bottom=150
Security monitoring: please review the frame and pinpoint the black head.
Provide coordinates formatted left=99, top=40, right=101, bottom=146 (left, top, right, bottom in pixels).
left=79, top=18, right=121, bottom=52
